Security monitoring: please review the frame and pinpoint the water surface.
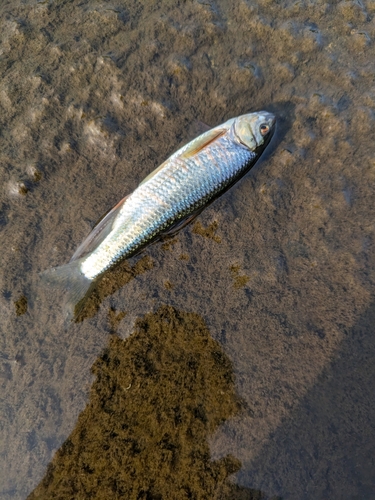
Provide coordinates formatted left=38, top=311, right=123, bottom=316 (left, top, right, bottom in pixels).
left=1, top=0, right=375, bottom=498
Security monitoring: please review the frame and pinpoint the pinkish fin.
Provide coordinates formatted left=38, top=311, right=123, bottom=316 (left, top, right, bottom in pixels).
left=139, top=124, right=226, bottom=187
left=70, top=194, right=129, bottom=262
left=180, top=128, right=227, bottom=159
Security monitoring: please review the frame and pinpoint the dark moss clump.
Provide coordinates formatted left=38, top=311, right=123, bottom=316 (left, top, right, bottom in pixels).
left=192, top=221, right=221, bottom=243
left=230, top=265, right=250, bottom=289
left=28, top=306, right=244, bottom=500
left=18, top=184, right=29, bottom=196
left=14, top=295, right=28, bottom=316
left=33, top=169, right=42, bottom=182
left=161, top=237, right=178, bottom=251
left=164, top=280, right=174, bottom=290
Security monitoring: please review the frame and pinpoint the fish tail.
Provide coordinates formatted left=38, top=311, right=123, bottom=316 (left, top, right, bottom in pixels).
left=40, top=259, right=94, bottom=325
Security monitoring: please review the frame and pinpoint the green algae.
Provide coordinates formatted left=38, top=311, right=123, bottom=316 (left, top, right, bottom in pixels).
left=28, top=306, right=246, bottom=499
left=230, top=265, right=250, bottom=290
left=14, top=295, right=28, bottom=316
left=193, top=221, right=221, bottom=243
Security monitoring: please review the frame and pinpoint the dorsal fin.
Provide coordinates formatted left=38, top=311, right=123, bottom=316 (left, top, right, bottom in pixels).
left=70, top=194, right=129, bottom=262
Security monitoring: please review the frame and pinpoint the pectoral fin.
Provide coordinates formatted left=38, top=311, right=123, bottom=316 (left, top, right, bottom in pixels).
left=139, top=126, right=227, bottom=187
left=70, top=194, right=130, bottom=262
left=180, top=128, right=227, bottom=159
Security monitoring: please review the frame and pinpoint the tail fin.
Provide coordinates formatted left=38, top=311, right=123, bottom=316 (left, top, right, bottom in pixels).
left=40, top=259, right=94, bottom=325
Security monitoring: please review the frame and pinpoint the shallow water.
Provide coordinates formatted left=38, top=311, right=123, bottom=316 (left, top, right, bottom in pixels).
left=1, top=0, right=375, bottom=498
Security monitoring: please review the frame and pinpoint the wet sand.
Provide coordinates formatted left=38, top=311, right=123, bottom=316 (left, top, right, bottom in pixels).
left=1, top=0, right=375, bottom=498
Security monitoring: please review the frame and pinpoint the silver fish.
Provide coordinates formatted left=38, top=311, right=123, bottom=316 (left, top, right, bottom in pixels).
left=42, top=111, right=275, bottom=319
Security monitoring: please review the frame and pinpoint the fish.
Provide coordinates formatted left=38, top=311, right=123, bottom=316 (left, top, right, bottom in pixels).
left=42, top=111, right=276, bottom=321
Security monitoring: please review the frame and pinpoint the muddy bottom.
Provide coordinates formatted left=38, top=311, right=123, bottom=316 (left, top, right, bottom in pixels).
left=1, top=0, right=375, bottom=499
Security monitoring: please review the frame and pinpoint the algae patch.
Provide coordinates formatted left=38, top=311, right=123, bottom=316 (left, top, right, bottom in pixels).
left=192, top=220, right=221, bottom=243
left=28, top=306, right=244, bottom=499
left=18, top=184, right=29, bottom=196
left=14, top=295, right=28, bottom=316
left=230, top=264, right=250, bottom=289
left=164, top=280, right=174, bottom=290
left=161, top=237, right=178, bottom=251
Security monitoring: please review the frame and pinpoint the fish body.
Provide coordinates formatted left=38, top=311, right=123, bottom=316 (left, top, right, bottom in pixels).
left=42, top=111, right=275, bottom=319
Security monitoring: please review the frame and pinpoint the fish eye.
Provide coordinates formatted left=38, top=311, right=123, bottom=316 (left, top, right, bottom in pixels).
left=260, top=124, right=269, bottom=136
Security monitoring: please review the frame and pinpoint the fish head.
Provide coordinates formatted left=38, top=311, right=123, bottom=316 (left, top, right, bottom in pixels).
left=233, top=111, right=276, bottom=151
